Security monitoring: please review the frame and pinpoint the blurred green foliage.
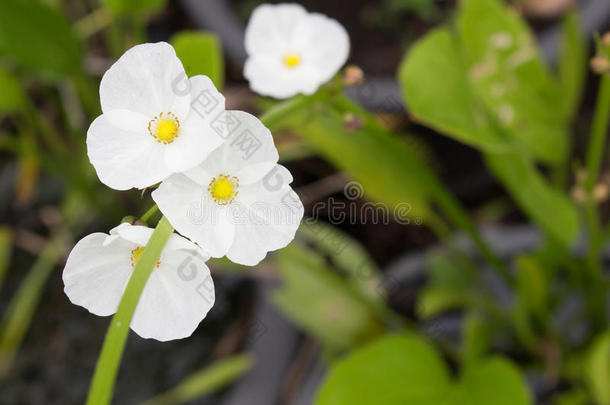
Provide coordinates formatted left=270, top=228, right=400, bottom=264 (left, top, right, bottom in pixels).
left=140, top=354, right=253, bottom=405
left=171, top=31, right=225, bottom=89
left=0, top=0, right=83, bottom=78
left=274, top=242, right=384, bottom=351
left=315, top=334, right=532, bottom=405
left=102, top=0, right=168, bottom=16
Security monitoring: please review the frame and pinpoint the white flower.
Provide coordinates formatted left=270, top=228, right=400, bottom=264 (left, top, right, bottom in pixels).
left=152, top=110, right=304, bottom=266
left=244, top=3, right=350, bottom=99
left=87, top=42, right=226, bottom=190
left=63, top=223, right=215, bottom=341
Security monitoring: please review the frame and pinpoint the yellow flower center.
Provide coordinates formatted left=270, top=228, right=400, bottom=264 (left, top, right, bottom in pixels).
left=148, top=112, right=180, bottom=144
left=130, top=246, right=160, bottom=268
left=208, top=174, right=239, bottom=205
left=283, top=53, right=301, bottom=68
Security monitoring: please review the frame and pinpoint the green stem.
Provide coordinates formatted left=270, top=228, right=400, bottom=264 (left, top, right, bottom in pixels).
left=583, top=73, right=610, bottom=329
left=138, top=354, right=254, bottom=405
left=85, top=216, right=174, bottom=405
left=0, top=235, right=66, bottom=379
left=585, top=73, right=610, bottom=192
left=260, top=94, right=321, bottom=132
left=140, top=204, right=159, bottom=223
left=74, top=7, right=112, bottom=38
left=427, top=178, right=512, bottom=284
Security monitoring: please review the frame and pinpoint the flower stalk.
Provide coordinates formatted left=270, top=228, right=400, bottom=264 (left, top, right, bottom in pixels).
left=85, top=216, right=174, bottom=405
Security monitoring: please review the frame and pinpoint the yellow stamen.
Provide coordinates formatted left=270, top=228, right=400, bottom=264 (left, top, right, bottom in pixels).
left=148, top=112, right=180, bottom=144
left=283, top=53, right=301, bottom=68
left=208, top=174, right=239, bottom=205
left=130, top=246, right=160, bottom=268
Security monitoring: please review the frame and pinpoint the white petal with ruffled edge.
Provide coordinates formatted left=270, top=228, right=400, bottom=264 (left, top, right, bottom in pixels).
left=62, top=224, right=214, bottom=341
left=244, top=3, right=350, bottom=99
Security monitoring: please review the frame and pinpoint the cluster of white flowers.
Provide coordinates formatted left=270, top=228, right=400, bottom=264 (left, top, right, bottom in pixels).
left=63, top=3, right=349, bottom=342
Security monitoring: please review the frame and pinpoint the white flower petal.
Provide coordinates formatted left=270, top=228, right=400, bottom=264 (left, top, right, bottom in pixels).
left=130, top=249, right=215, bottom=341
left=163, top=75, right=226, bottom=173
left=87, top=113, right=170, bottom=190
left=245, top=3, right=308, bottom=56
left=244, top=57, right=322, bottom=99
left=63, top=233, right=134, bottom=316
left=227, top=165, right=303, bottom=265
left=114, top=224, right=154, bottom=246
left=152, top=174, right=236, bottom=257
left=199, top=110, right=279, bottom=183
left=293, top=13, right=350, bottom=83
left=100, top=42, right=190, bottom=119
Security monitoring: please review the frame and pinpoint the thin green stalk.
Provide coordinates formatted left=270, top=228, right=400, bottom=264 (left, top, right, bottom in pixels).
left=584, top=72, right=610, bottom=259
left=427, top=178, right=512, bottom=284
left=260, top=94, right=320, bottom=132
left=85, top=216, right=174, bottom=405
left=0, top=192, right=88, bottom=379
left=425, top=212, right=477, bottom=280
left=0, top=228, right=11, bottom=292
left=74, top=7, right=112, bottom=39
left=582, top=73, right=610, bottom=329
left=140, top=204, right=159, bottom=223
left=277, top=141, right=315, bottom=162
left=138, top=354, right=253, bottom=405
left=584, top=74, right=610, bottom=192
left=0, top=235, right=66, bottom=379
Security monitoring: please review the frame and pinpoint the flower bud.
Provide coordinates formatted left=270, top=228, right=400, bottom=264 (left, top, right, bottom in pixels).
left=343, top=65, right=364, bottom=86
left=603, top=32, right=610, bottom=48
left=594, top=183, right=609, bottom=202
left=343, top=113, right=364, bottom=132
left=591, top=56, right=610, bottom=74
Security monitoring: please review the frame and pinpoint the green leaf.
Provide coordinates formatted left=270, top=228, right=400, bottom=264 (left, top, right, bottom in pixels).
left=102, top=0, right=168, bottom=16
left=0, top=67, right=25, bottom=114
left=417, top=251, right=471, bottom=318
left=170, top=31, right=225, bottom=89
left=462, top=313, right=494, bottom=366
left=273, top=243, right=382, bottom=351
left=455, top=357, right=532, bottom=405
left=484, top=151, right=579, bottom=246
left=296, top=105, right=430, bottom=218
left=417, top=287, right=466, bottom=319
left=586, top=332, right=610, bottom=405
left=139, top=354, right=253, bottom=405
left=426, top=250, right=469, bottom=290
left=314, top=334, right=453, bottom=405
left=399, top=28, right=512, bottom=153
left=299, top=222, right=385, bottom=304
left=553, top=389, right=590, bottom=405
left=0, top=0, right=83, bottom=78
left=516, top=255, right=548, bottom=319
left=559, top=11, right=587, bottom=121
left=314, top=335, right=532, bottom=405
left=457, top=0, right=566, bottom=165
left=86, top=217, right=174, bottom=405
